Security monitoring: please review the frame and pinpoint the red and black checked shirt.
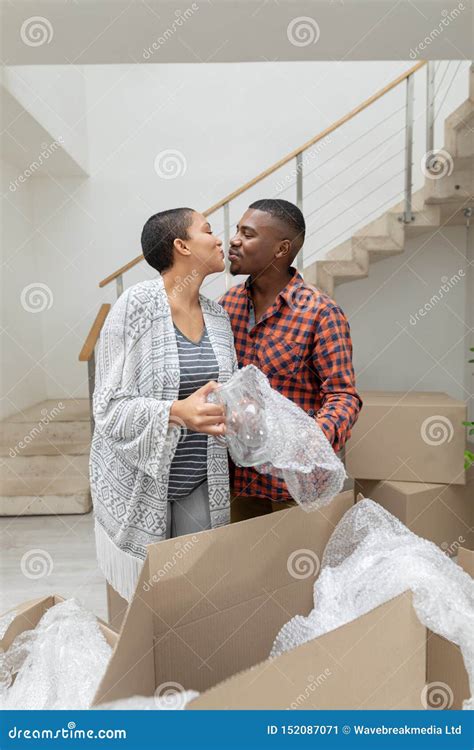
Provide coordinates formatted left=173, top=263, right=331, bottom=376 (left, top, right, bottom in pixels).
left=219, top=267, right=362, bottom=501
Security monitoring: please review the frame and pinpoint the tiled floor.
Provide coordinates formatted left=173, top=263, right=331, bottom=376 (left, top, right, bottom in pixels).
left=0, top=509, right=108, bottom=621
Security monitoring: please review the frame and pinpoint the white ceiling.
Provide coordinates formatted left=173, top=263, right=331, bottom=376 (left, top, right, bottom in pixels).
left=1, top=0, right=472, bottom=66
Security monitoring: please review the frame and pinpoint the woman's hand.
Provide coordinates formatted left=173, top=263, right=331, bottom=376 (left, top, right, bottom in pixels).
left=170, top=381, right=226, bottom=436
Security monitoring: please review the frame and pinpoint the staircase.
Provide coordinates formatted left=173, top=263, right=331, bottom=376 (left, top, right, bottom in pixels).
left=0, top=400, right=91, bottom=515
left=2, top=63, right=473, bottom=518
left=305, top=69, right=474, bottom=296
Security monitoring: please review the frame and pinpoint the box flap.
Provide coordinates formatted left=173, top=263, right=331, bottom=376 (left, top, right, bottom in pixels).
left=0, top=594, right=118, bottom=656
left=0, top=596, right=57, bottom=649
left=187, top=590, right=425, bottom=710
left=92, top=556, right=156, bottom=706
left=93, top=491, right=354, bottom=705
left=146, top=491, right=354, bottom=633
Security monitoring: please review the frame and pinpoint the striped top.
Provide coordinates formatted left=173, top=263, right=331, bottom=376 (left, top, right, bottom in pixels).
left=167, top=323, right=219, bottom=498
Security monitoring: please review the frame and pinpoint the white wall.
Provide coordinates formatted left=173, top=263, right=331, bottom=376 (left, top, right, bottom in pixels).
left=1, top=60, right=472, bottom=421
left=3, top=66, right=89, bottom=173
left=335, top=224, right=474, bottom=423
left=1, top=158, right=47, bottom=420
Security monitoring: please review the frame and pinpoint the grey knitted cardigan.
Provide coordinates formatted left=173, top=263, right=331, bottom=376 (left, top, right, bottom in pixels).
left=89, top=275, right=237, bottom=601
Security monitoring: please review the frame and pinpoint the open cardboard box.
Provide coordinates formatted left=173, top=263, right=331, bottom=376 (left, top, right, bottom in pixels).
left=354, top=463, right=474, bottom=553
left=355, top=490, right=472, bottom=710
left=426, top=547, right=473, bottom=710
left=3, top=492, right=469, bottom=710
left=0, top=595, right=119, bottom=653
left=91, top=491, right=428, bottom=710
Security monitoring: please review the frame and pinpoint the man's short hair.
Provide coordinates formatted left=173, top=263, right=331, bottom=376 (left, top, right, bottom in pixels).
left=248, top=199, right=305, bottom=250
left=141, top=208, right=194, bottom=273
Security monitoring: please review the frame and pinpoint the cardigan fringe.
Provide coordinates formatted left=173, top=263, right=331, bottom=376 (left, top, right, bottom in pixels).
left=94, top=519, right=144, bottom=602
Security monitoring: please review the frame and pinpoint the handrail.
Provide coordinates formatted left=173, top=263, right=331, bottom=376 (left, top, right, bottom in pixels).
left=98, top=60, right=427, bottom=289
left=78, top=303, right=111, bottom=362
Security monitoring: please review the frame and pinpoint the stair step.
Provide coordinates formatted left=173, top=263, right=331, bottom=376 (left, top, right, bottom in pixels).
left=0, top=421, right=91, bottom=456
left=5, top=399, right=90, bottom=423
left=0, top=491, right=91, bottom=516
left=0, top=472, right=90, bottom=497
left=352, top=234, right=403, bottom=253
left=325, top=239, right=353, bottom=261
left=0, top=455, right=91, bottom=516
left=445, top=99, right=474, bottom=157
left=317, top=260, right=368, bottom=285
left=0, top=454, right=89, bottom=481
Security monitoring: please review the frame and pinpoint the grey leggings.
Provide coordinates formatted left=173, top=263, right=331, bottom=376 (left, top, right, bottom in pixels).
left=165, top=480, right=212, bottom=539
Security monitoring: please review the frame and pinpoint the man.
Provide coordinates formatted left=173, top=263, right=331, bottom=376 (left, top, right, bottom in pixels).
left=219, top=198, right=362, bottom=522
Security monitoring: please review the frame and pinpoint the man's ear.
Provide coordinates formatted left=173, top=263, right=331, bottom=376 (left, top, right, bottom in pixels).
left=173, top=237, right=191, bottom=257
left=275, top=239, right=291, bottom=259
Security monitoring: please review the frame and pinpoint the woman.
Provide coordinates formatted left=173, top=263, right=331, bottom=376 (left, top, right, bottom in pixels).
left=89, top=208, right=237, bottom=606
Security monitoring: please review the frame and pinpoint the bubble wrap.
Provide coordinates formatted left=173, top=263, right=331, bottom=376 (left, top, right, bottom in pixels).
left=0, top=598, right=112, bottom=710
left=208, top=365, right=346, bottom=509
left=97, top=691, right=200, bottom=710
left=271, top=498, right=474, bottom=709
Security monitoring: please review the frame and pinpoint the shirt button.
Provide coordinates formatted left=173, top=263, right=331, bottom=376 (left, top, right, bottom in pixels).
left=308, top=409, right=315, bottom=417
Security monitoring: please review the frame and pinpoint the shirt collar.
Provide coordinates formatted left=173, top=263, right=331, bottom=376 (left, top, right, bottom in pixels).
left=244, top=266, right=304, bottom=306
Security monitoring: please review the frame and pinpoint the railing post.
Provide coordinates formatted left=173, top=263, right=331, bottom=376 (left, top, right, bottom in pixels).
left=402, top=73, right=415, bottom=224
left=223, top=202, right=231, bottom=291
left=116, top=274, right=124, bottom=298
left=425, top=61, right=435, bottom=172
left=296, top=152, right=304, bottom=275
left=87, top=352, right=96, bottom=434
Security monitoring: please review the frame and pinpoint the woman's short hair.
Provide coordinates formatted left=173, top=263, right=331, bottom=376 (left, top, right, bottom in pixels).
left=141, top=208, right=194, bottom=273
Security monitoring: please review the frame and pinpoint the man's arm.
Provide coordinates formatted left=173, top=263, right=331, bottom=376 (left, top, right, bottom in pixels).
left=310, top=302, right=363, bottom=452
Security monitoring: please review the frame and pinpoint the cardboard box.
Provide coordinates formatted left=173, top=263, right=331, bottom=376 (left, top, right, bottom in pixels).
left=106, top=580, right=128, bottom=631
left=0, top=595, right=119, bottom=653
left=354, top=464, right=474, bottom=553
left=92, top=491, right=428, bottom=710
left=426, top=548, right=473, bottom=709
left=345, top=391, right=466, bottom=485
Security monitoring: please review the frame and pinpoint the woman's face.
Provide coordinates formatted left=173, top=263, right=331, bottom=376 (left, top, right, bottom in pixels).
left=184, top=211, right=224, bottom=275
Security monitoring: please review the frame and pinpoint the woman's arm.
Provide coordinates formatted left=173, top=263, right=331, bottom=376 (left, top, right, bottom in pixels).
left=93, top=321, right=180, bottom=478
left=93, top=318, right=226, bottom=478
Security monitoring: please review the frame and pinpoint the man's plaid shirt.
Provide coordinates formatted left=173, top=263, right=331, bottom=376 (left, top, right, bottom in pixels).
left=220, top=267, right=362, bottom=501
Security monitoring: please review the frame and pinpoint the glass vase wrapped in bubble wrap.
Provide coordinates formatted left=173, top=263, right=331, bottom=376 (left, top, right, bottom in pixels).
left=207, top=365, right=346, bottom=510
